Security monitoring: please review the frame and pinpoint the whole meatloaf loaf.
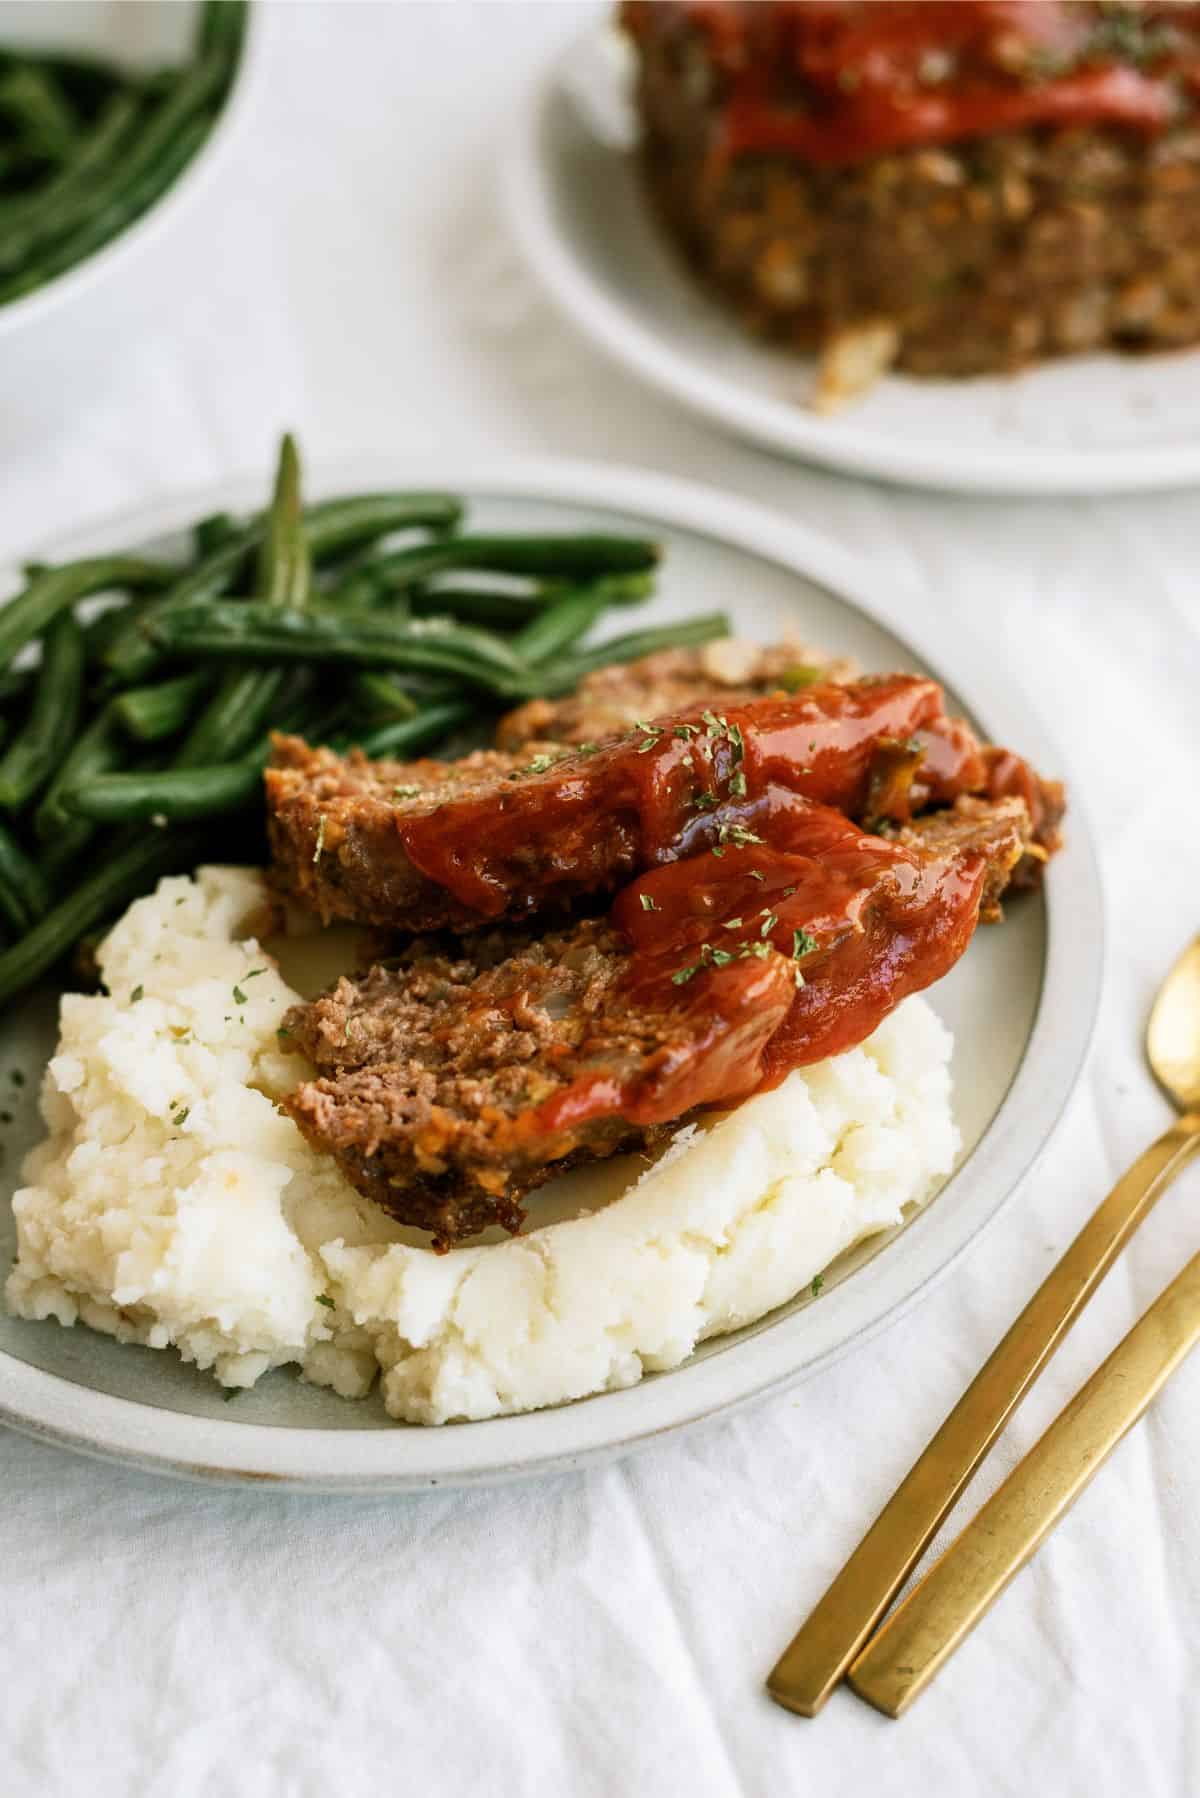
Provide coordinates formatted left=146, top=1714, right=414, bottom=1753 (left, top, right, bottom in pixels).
left=620, top=1, right=1200, bottom=403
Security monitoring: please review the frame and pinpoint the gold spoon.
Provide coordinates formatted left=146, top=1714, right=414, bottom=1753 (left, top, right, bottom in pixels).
left=768, top=934, right=1200, bottom=1719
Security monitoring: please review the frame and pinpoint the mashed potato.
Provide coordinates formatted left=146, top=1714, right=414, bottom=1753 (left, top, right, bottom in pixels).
left=4, top=868, right=959, bottom=1424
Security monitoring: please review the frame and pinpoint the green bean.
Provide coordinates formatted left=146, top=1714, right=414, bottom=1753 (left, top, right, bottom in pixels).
left=0, top=113, right=211, bottom=304
left=0, top=827, right=211, bottom=1008
left=0, top=613, right=85, bottom=812
left=407, top=584, right=548, bottom=628
left=512, top=589, right=609, bottom=667
left=0, top=555, right=174, bottom=673
left=175, top=435, right=311, bottom=769
left=35, top=702, right=125, bottom=839
left=532, top=613, right=731, bottom=697
left=365, top=533, right=660, bottom=591
left=304, top=492, right=463, bottom=555
left=0, top=87, right=139, bottom=242
left=150, top=602, right=528, bottom=690
left=102, top=492, right=462, bottom=686
left=351, top=672, right=419, bottom=722
left=512, top=573, right=654, bottom=665
left=198, top=0, right=249, bottom=61
left=100, top=531, right=255, bottom=684
left=256, top=434, right=308, bottom=605
left=62, top=756, right=265, bottom=826
left=0, top=821, right=49, bottom=932
left=0, top=62, right=79, bottom=164
left=114, top=671, right=212, bottom=744
left=353, top=701, right=475, bottom=761
left=192, top=510, right=240, bottom=557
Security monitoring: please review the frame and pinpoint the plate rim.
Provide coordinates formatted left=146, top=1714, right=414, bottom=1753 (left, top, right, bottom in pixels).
left=503, top=32, right=1200, bottom=499
left=0, top=454, right=1104, bottom=1489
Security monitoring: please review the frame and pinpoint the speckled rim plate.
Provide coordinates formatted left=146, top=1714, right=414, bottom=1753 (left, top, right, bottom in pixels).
left=0, top=458, right=1103, bottom=1490
left=505, top=26, right=1200, bottom=498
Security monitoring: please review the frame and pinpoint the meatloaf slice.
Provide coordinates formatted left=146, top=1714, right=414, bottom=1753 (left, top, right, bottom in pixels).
left=283, top=917, right=797, bottom=1248
left=282, top=793, right=1030, bottom=1248
left=266, top=674, right=990, bottom=932
left=496, top=637, right=856, bottom=751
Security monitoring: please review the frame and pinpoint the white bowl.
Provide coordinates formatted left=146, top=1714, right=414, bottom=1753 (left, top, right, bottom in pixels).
left=0, top=0, right=267, bottom=443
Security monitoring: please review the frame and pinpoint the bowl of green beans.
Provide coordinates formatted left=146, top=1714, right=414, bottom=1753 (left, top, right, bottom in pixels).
left=0, top=0, right=259, bottom=435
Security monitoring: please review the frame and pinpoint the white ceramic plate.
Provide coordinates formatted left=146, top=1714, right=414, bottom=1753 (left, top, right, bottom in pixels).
left=504, top=26, right=1200, bottom=497
left=0, top=458, right=1103, bottom=1489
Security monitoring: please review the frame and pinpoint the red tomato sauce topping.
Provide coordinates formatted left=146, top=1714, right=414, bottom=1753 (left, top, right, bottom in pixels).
left=628, top=2, right=1200, bottom=164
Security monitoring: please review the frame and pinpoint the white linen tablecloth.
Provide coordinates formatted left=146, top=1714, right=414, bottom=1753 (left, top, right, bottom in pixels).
left=3, top=6, right=1199, bottom=1794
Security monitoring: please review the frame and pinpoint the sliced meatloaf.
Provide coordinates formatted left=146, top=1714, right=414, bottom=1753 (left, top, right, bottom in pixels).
left=266, top=674, right=993, bottom=932
left=621, top=2, right=1200, bottom=401
left=282, top=793, right=1031, bottom=1247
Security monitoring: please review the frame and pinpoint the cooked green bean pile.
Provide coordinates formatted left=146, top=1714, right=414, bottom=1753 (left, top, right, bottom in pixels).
left=0, top=434, right=729, bottom=1006
left=0, top=0, right=245, bottom=306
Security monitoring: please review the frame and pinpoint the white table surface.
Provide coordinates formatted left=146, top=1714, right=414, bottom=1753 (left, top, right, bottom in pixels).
left=3, top=5, right=1200, bottom=1794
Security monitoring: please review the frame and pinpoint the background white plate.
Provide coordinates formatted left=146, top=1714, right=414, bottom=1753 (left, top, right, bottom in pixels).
left=505, top=28, right=1200, bottom=498
left=0, top=458, right=1103, bottom=1489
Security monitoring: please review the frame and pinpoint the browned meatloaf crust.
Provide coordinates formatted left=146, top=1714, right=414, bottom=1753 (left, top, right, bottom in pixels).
left=496, top=637, right=855, bottom=750
left=281, top=796, right=1032, bottom=1248
left=622, top=2, right=1200, bottom=396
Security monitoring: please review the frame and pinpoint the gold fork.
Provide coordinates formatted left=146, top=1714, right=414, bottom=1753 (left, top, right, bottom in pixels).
left=768, top=934, right=1200, bottom=1718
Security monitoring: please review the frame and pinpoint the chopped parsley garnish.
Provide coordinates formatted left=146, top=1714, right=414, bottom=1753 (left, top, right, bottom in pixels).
left=729, top=769, right=747, bottom=798
left=171, top=1106, right=189, bottom=1128
left=760, top=913, right=778, bottom=937
left=717, top=822, right=763, bottom=848
left=130, top=984, right=144, bottom=1003
left=312, top=814, right=327, bottom=863
left=692, top=788, right=717, bottom=811
left=781, top=885, right=797, bottom=898
left=639, top=894, right=659, bottom=912
left=701, top=709, right=728, bottom=739
left=811, top=1273, right=824, bottom=1298
left=315, top=1293, right=336, bottom=1310
left=392, top=784, right=421, bottom=800
left=232, top=985, right=248, bottom=1006
left=672, top=962, right=700, bottom=986
left=0, top=1111, right=11, bottom=1126
left=673, top=723, right=697, bottom=740
left=747, top=869, right=765, bottom=882
left=724, top=917, right=743, bottom=929
left=10, top=1070, right=24, bottom=1087
left=576, top=742, right=600, bottom=756
left=243, top=967, right=267, bottom=980
left=223, top=1387, right=241, bottom=1402
left=276, top=1025, right=292, bottom=1039
left=793, top=927, right=819, bottom=959
left=506, top=752, right=564, bottom=780
left=169, top=1026, right=191, bottom=1042
left=740, top=941, right=771, bottom=960
left=710, top=948, right=734, bottom=966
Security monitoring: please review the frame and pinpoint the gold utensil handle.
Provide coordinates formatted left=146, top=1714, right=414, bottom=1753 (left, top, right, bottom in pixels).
left=848, top=1244, right=1200, bottom=1716
left=767, top=1112, right=1200, bottom=1717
